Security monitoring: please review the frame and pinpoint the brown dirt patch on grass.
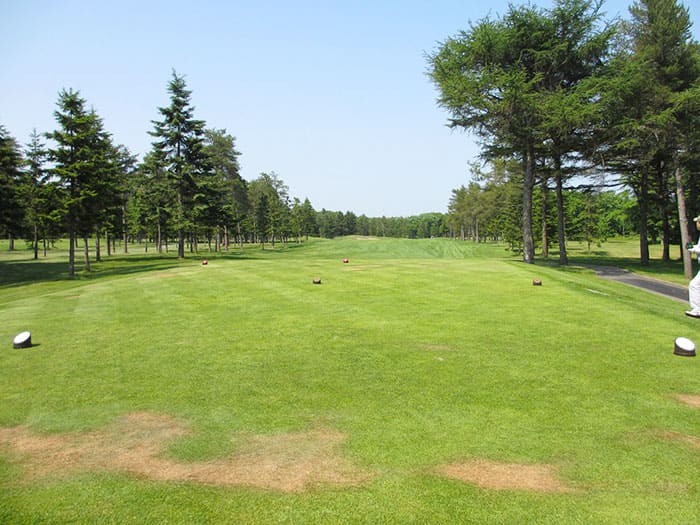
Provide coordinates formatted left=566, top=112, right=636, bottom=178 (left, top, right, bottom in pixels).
left=436, top=459, right=575, bottom=493
left=0, top=413, right=372, bottom=492
left=657, top=431, right=700, bottom=450
left=673, top=394, right=700, bottom=408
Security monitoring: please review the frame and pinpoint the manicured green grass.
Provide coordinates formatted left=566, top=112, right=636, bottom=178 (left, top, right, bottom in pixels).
left=1, top=237, right=699, bottom=524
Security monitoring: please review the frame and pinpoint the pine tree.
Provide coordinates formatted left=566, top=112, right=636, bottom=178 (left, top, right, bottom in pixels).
left=538, top=0, right=616, bottom=265
left=47, top=89, right=115, bottom=276
left=203, top=128, right=244, bottom=251
left=21, top=129, right=55, bottom=259
left=148, top=71, right=211, bottom=258
left=429, top=4, right=556, bottom=263
left=601, top=0, right=700, bottom=268
left=0, top=125, right=25, bottom=249
left=110, top=144, right=138, bottom=255
left=430, top=0, right=616, bottom=263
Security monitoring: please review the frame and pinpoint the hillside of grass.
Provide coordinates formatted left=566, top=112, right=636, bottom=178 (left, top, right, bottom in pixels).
left=1, top=237, right=698, bottom=524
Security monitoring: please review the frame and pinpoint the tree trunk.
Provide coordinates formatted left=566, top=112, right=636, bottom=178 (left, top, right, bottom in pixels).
left=178, top=230, right=185, bottom=258
left=122, top=204, right=128, bottom=254
left=33, top=225, right=39, bottom=260
left=68, top=228, right=75, bottom=277
left=541, top=179, right=549, bottom=258
left=657, top=162, right=671, bottom=262
left=83, top=236, right=91, bottom=272
left=95, top=227, right=102, bottom=262
left=157, top=223, right=163, bottom=253
left=8, top=233, right=14, bottom=251
left=675, top=153, right=693, bottom=279
left=638, top=172, right=650, bottom=266
left=522, top=143, right=535, bottom=264
left=555, top=172, right=568, bottom=265
left=661, top=209, right=671, bottom=262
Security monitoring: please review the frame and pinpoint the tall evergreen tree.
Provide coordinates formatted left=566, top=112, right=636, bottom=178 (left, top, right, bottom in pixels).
left=630, top=0, right=700, bottom=274
left=110, top=144, right=138, bottom=255
left=299, top=198, right=316, bottom=240
left=600, top=0, right=700, bottom=269
left=137, top=150, right=177, bottom=253
left=148, top=70, right=211, bottom=258
left=538, top=0, right=616, bottom=265
left=248, top=172, right=290, bottom=247
left=21, top=129, right=56, bottom=259
left=203, top=128, right=246, bottom=250
left=46, top=89, right=114, bottom=276
left=429, top=4, right=554, bottom=262
left=430, top=0, right=615, bottom=263
left=0, top=125, right=25, bottom=249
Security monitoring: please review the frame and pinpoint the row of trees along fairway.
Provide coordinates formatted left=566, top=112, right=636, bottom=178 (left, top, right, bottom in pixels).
left=429, top=0, right=700, bottom=273
left=446, top=161, right=638, bottom=253
left=0, top=70, right=454, bottom=277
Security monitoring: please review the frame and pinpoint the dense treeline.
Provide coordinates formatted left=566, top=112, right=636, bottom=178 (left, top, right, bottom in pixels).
left=430, top=0, right=700, bottom=274
left=446, top=161, right=639, bottom=252
left=0, top=71, right=449, bottom=277
left=1, top=0, right=699, bottom=277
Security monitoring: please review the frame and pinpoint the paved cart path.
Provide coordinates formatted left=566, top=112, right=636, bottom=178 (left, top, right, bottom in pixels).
left=585, top=265, right=687, bottom=303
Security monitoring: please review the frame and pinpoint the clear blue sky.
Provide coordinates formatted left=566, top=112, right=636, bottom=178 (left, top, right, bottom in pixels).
left=2, top=0, right=698, bottom=217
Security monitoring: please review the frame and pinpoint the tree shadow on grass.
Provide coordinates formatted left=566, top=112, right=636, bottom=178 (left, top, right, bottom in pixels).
left=0, top=251, right=255, bottom=289
left=0, top=259, right=187, bottom=289
left=0, top=260, right=71, bottom=287
left=567, top=255, right=684, bottom=276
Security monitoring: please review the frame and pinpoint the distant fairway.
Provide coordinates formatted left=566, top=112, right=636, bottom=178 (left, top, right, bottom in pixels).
left=1, top=238, right=699, bottom=524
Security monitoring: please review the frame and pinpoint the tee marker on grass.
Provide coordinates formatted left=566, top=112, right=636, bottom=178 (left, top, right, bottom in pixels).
left=674, top=337, right=696, bottom=357
left=12, top=331, right=32, bottom=349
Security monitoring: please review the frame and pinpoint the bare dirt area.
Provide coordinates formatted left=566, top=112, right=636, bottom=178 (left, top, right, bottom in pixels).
left=0, top=412, right=372, bottom=492
left=436, top=459, right=575, bottom=493
left=674, top=394, right=700, bottom=408
left=657, top=430, right=700, bottom=450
